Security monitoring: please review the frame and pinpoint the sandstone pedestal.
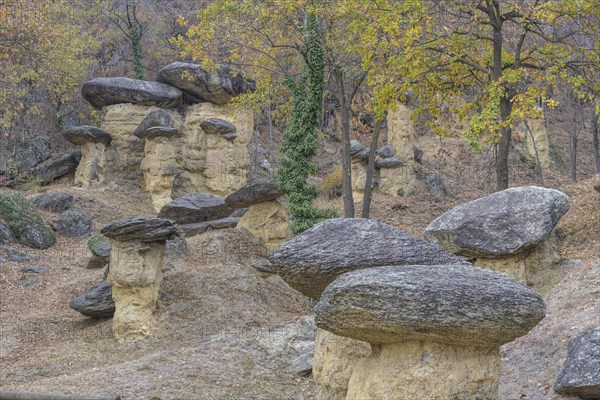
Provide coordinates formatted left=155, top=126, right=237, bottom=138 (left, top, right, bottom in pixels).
left=237, top=200, right=290, bottom=251
left=101, top=216, right=179, bottom=342
left=63, top=125, right=113, bottom=187
left=313, top=328, right=371, bottom=400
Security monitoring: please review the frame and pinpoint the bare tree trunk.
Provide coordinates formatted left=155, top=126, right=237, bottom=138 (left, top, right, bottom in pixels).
left=570, top=130, right=578, bottom=182
left=496, top=96, right=512, bottom=191
left=361, top=119, right=383, bottom=218
left=523, top=120, right=544, bottom=186
left=335, top=69, right=354, bottom=218
left=593, top=110, right=600, bottom=174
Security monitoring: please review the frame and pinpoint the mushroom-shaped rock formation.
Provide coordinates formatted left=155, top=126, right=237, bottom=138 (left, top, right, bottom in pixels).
left=156, top=62, right=255, bottom=105
left=375, top=145, right=394, bottom=159
left=425, top=186, right=570, bottom=287
left=82, top=77, right=183, bottom=109
left=200, top=118, right=237, bottom=141
left=375, top=156, right=403, bottom=169
left=315, top=264, right=546, bottom=400
left=101, top=216, right=179, bottom=341
left=269, top=217, right=467, bottom=399
left=157, top=192, right=232, bottom=225
left=63, top=126, right=113, bottom=187
left=554, top=327, right=600, bottom=398
left=269, top=218, right=467, bottom=300
left=225, top=180, right=284, bottom=208
left=134, top=109, right=179, bottom=139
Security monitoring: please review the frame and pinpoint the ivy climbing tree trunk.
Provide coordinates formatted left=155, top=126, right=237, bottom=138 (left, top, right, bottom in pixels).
left=275, top=13, right=336, bottom=234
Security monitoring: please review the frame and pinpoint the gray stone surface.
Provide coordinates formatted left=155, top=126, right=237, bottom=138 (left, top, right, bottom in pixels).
left=225, top=180, right=284, bottom=208
left=554, top=327, right=600, bottom=398
left=376, top=145, right=395, bottom=159
left=87, top=233, right=111, bottom=260
left=178, top=217, right=240, bottom=237
left=200, top=118, right=237, bottom=141
left=594, top=182, right=600, bottom=193
left=16, top=277, right=37, bottom=287
left=58, top=210, right=92, bottom=238
left=0, top=221, right=16, bottom=244
left=0, top=248, right=40, bottom=263
left=82, top=77, right=183, bottom=109
left=424, top=186, right=571, bottom=257
left=350, top=140, right=369, bottom=161
left=315, top=264, right=546, bottom=348
left=7, top=151, right=81, bottom=188
left=376, top=157, right=403, bottom=169
left=165, top=236, right=187, bottom=260
left=423, top=173, right=449, bottom=196
left=289, top=341, right=314, bottom=376
left=156, top=62, right=255, bottom=105
left=158, top=193, right=232, bottom=225
left=20, top=266, right=49, bottom=274
left=413, top=145, right=424, bottom=163
left=63, top=126, right=112, bottom=145
left=69, top=280, right=115, bottom=318
left=0, top=135, right=51, bottom=176
left=30, top=192, right=73, bottom=213
left=269, top=218, right=468, bottom=299
left=0, top=189, right=56, bottom=249
left=102, top=216, right=180, bottom=242
left=134, top=109, right=178, bottom=139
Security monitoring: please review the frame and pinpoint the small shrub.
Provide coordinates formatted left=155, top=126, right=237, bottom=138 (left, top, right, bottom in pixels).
left=320, top=163, right=343, bottom=193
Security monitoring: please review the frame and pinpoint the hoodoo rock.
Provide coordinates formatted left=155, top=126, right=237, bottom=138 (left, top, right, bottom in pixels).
left=82, top=77, right=183, bottom=109
left=200, top=118, right=237, bottom=141
left=225, top=180, right=284, bottom=208
left=269, top=218, right=467, bottom=300
left=134, top=108, right=179, bottom=139
left=156, top=62, right=255, bottom=105
left=315, top=264, right=546, bottom=400
left=157, top=193, right=232, bottom=225
left=63, top=126, right=113, bottom=187
left=63, top=125, right=112, bottom=146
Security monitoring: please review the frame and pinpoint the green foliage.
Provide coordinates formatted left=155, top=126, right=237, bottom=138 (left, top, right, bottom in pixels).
left=0, top=189, right=49, bottom=239
left=275, top=14, right=336, bottom=234
left=87, top=233, right=110, bottom=256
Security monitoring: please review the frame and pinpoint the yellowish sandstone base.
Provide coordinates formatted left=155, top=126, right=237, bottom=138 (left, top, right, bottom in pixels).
left=237, top=201, right=290, bottom=251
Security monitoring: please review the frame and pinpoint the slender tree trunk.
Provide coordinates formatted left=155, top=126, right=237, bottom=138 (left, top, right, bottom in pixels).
left=361, top=119, right=383, bottom=218
left=496, top=96, right=512, bottom=190
left=523, top=120, right=544, bottom=186
left=570, top=131, right=578, bottom=182
left=593, top=110, right=600, bottom=174
left=336, top=70, right=354, bottom=218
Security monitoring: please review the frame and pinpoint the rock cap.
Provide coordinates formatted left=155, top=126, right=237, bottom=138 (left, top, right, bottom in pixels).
left=63, top=126, right=112, bottom=145
left=82, top=77, right=183, bottom=109
left=101, top=216, right=180, bottom=242
left=134, top=109, right=179, bottom=139
left=225, top=180, right=284, bottom=208
left=157, top=193, right=232, bottom=225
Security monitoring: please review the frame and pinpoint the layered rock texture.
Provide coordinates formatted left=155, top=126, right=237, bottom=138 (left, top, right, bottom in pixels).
left=101, top=216, right=179, bottom=341
left=63, top=126, right=113, bottom=187
left=425, top=186, right=570, bottom=287
left=315, top=264, right=545, bottom=400
left=69, top=280, right=115, bottom=318
left=554, top=327, right=600, bottom=398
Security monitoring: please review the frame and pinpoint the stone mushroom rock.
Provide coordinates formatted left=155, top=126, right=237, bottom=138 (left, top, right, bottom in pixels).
left=424, top=186, right=570, bottom=258
left=315, top=264, right=546, bottom=400
left=200, top=118, right=237, bottom=141
left=101, top=216, right=179, bottom=341
left=349, top=140, right=368, bottom=161
left=101, top=216, right=180, bottom=242
left=269, top=218, right=467, bottom=300
left=554, top=327, right=600, bottom=398
left=225, top=180, right=284, bottom=208
left=69, top=280, right=115, bottom=318
left=30, top=192, right=73, bottom=213
left=375, top=157, right=403, bottom=169
left=157, top=193, right=232, bottom=225
left=63, top=125, right=112, bottom=146
left=82, top=77, right=183, bottom=109
left=156, top=62, right=256, bottom=105
left=134, top=109, right=179, bottom=139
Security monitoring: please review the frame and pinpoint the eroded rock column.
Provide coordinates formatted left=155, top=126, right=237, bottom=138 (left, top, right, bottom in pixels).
left=63, top=125, right=113, bottom=187
left=101, top=216, right=179, bottom=342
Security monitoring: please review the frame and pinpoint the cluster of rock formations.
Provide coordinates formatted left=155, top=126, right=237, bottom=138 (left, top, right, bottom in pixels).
left=270, top=217, right=546, bottom=400
left=64, top=62, right=255, bottom=212
left=425, top=186, right=570, bottom=288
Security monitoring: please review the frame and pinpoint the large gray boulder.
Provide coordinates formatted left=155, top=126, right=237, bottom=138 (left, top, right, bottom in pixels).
left=102, top=216, right=180, bottom=242
left=315, top=264, right=546, bottom=348
left=30, top=192, right=73, bottom=213
left=7, top=151, right=81, bottom=187
left=58, top=210, right=92, bottom=238
left=554, top=327, right=600, bottom=398
left=82, top=77, right=183, bottom=109
left=424, top=186, right=570, bottom=257
left=63, top=126, right=112, bottom=145
left=269, top=218, right=468, bottom=299
left=158, top=193, right=232, bottom=225
left=0, top=189, right=56, bottom=249
left=156, top=62, right=255, bottom=105
left=134, top=109, right=179, bottom=139
left=178, top=216, right=240, bottom=237
left=0, top=135, right=51, bottom=176
left=0, top=220, right=16, bottom=244
left=200, top=118, right=237, bottom=141
left=69, top=280, right=115, bottom=318
left=225, top=180, right=284, bottom=208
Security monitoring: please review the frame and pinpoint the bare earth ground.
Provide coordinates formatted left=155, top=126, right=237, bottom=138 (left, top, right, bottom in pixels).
left=1, top=170, right=599, bottom=399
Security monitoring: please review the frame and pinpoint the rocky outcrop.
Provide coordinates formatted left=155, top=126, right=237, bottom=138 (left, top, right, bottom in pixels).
left=0, top=189, right=56, bottom=249
left=82, top=77, right=183, bottom=109
left=69, top=280, right=115, bottom=318
left=0, top=220, right=16, bottom=244
left=134, top=109, right=179, bottom=139
left=0, top=135, right=51, bottom=176
left=30, top=192, right=73, bottom=213
left=158, top=193, right=232, bottom=225
left=64, top=125, right=112, bottom=146
left=315, top=264, right=546, bottom=400
left=269, top=218, right=467, bottom=300
left=554, top=327, right=600, bottom=398
left=237, top=200, right=290, bottom=251
left=102, top=216, right=179, bottom=341
left=7, top=151, right=81, bottom=187
left=425, top=186, right=570, bottom=287
left=156, top=62, right=255, bottom=105
left=224, top=180, right=284, bottom=208
left=58, top=210, right=92, bottom=238
left=178, top=216, right=240, bottom=237
left=200, top=118, right=237, bottom=141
